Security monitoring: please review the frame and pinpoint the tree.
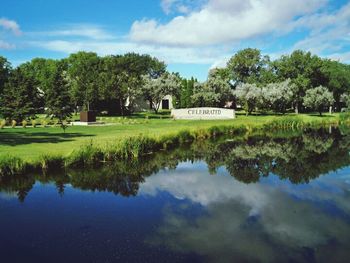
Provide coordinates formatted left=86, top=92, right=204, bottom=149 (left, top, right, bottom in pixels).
left=142, top=73, right=180, bottom=113
left=261, top=79, right=296, bottom=114
left=0, top=67, right=38, bottom=122
left=321, top=60, right=350, bottom=111
left=45, top=62, right=73, bottom=131
left=192, top=68, right=233, bottom=107
left=99, top=53, right=167, bottom=114
left=0, top=56, right=11, bottom=96
left=66, top=52, right=101, bottom=111
left=303, top=86, right=334, bottom=116
left=273, top=50, right=325, bottom=113
left=234, top=83, right=262, bottom=115
left=227, top=48, right=270, bottom=85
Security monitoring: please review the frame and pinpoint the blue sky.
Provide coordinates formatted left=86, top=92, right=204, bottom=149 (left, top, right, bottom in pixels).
left=1, top=0, right=350, bottom=80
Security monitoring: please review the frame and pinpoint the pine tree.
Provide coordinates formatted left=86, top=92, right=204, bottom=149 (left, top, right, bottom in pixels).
left=0, top=68, right=37, bottom=122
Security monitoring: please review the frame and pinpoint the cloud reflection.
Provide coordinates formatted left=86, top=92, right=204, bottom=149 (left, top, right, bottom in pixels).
left=141, top=162, right=350, bottom=263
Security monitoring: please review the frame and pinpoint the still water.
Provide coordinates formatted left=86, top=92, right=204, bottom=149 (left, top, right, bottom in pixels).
left=1, top=128, right=350, bottom=262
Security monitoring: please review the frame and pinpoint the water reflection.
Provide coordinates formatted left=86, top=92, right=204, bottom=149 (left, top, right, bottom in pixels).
left=142, top=164, right=350, bottom=263
left=1, top=128, right=350, bottom=201
left=1, top=128, right=350, bottom=262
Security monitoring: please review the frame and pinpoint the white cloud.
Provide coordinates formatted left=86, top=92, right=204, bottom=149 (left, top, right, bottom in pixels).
left=130, top=0, right=326, bottom=47
left=31, top=39, right=231, bottom=64
left=161, top=0, right=178, bottom=14
left=0, top=39, right=15, bottom=49
left=291, top=2, right=350, bottom=61
left=160, top=0, right=196, bottom=15
left=31, top=24, right=115, bottom=40
left=0, top=18, right=22, bottom=36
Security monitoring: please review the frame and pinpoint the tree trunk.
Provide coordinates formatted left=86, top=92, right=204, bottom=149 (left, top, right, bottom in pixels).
left=294, top=102, right=299, bottom=114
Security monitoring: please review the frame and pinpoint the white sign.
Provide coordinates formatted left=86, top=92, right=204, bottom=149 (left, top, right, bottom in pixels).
left=171, top=107, right=235, bottom=120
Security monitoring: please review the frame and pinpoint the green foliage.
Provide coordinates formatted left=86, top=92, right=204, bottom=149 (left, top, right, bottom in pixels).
left=44, top=61, right=73, bottom=130
left=192, top=68, right=233, bottom=107
left=0, top=156, right=26, bottom=176
left=39, top=155, right=65, bottom=171
left=0, top=67, right=38, bottom=122
left=67, top=142, right=104, bottom=168
left=0, top=56, right=11, bottom=96
left=66, top=51, right=100, bottom=111
left=227, top=48, right=270, bottom=85
left=303, top=86, right=334, bottom=115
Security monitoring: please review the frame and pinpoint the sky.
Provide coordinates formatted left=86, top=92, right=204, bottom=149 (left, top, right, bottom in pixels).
left=0, top=0, right=350, bottom=81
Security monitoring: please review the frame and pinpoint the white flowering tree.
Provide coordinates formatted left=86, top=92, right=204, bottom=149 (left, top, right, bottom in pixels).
left=303, top=86, right=334, bottom=116
left=142, top=73, right=180, bottom=113
left=234, top=83, right=262, bottom=115
left=192, top=69, right=233, bottom=107
left=261, top=79, right=296, bottom=114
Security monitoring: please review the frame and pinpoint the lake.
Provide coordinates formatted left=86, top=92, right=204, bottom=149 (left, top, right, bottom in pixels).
left=1, top=128, right=350, bottom=262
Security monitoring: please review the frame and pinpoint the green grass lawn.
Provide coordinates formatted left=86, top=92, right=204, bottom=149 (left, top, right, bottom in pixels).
left=0, top=112, right=340, bottom=161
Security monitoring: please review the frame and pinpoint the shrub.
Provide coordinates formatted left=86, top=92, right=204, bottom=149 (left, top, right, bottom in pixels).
left=31, top=119, right=37, bottom=128
left=11, top=120, right=17, bottom=128
left=22, top=120, right=28, bottom=128
left=0, top=120, right=6, bottom=129
left=41, top=119, right=48, bottom=127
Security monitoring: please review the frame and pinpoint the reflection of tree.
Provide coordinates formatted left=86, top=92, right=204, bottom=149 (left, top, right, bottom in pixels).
left=2, top=128, right=350, bottom=201
left=0, top=175, right=35, bottom=202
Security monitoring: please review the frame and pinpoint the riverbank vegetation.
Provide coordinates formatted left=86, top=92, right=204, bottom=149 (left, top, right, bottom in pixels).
left=2, top=127, right=350, bottom=202
left=0, top=112, right=347, bottom=177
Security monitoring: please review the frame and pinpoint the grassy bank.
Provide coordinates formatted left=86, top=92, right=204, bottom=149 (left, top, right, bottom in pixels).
left=0, top=112, right=345, bottom=176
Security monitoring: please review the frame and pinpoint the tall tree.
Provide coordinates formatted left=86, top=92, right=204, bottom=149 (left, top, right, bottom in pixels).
left=273, top=50, right=325, bottom=113
left=192, top=68, right=233, bottom=108
left=66, top=52, right=101, bottom=111
left=227, top=48, right=270, bottom=85
left=0, top=67, right=38, bottom=122
left=45, top=62, right=73, bottom=128
left=321, top=60, right=350, bottom=111
left=0, top=56, right=11, bottom=97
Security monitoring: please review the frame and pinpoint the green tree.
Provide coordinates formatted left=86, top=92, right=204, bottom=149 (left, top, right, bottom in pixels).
left=0, top=56, right=11, bottom=97
left=273, top=50, right=325, bottom=113
left=45, top=62, right=73, bottom=131
left=192, top=69, right=233, bottom=107
left=227, top=48, right=270, bottom=85
left=321, top=60, right=350, bottom=111
left=303, top=86, right=334, bottom=116
left=66, top=52, right=101, bottom=111
left=0, top=67, right=38, bottom=122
